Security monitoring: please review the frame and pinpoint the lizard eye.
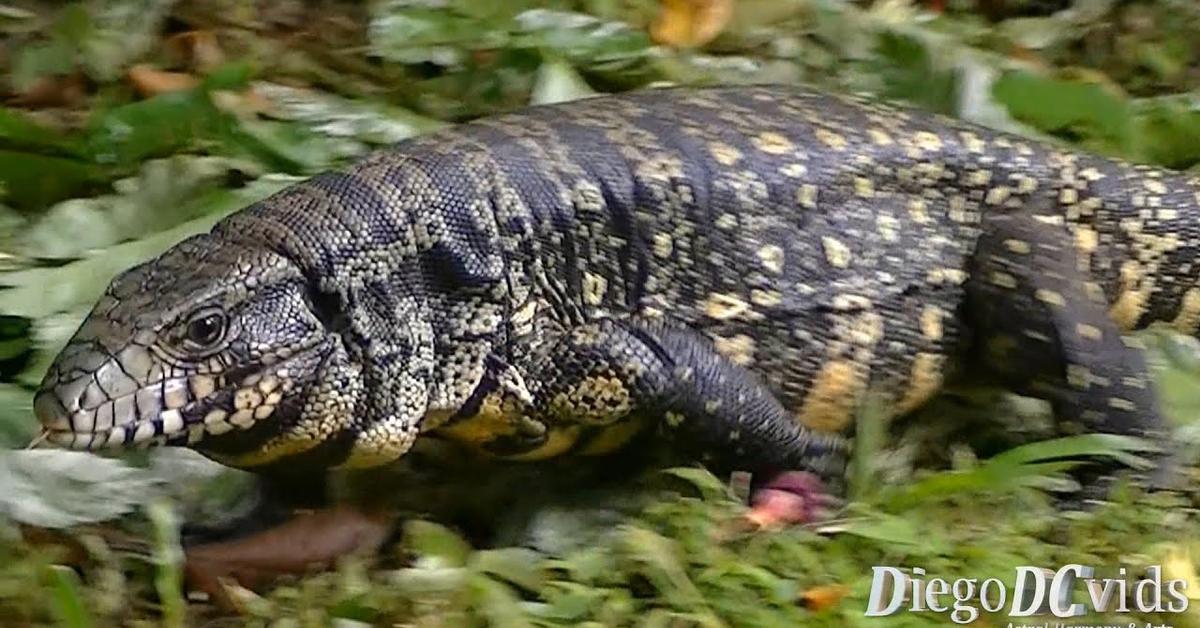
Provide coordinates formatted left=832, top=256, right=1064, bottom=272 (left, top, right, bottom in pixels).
left=184, top=309, right=227, bottom=349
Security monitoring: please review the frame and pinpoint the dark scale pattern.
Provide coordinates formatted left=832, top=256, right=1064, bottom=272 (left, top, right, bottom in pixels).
left=32, top=85, right=1194, bottom=489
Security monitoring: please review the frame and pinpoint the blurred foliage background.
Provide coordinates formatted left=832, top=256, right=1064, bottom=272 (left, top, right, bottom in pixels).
left=6, top=0, right=1200, bottom=625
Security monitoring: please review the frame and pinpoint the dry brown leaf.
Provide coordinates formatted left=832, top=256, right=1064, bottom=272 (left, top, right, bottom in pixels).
left=164, top=30, right=226, bottom=73
left=127, top=64, right=200, bottom=98
left=650, top=0, right=735, bottom=49
left=8, top=72, right=89, bottom=109
left=184, top=505, right=395, bottom=611
left=799, top=583, right=850, bottom=612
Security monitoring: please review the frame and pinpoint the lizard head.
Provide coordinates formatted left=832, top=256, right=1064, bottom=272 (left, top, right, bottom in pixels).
left=31, top=234, right=369, bottom=470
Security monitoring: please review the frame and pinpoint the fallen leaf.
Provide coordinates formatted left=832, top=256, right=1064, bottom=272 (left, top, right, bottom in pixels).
left=127, top=64, right=200, bottom=98
left=650, top=0, right=734, bottom=49
left=164, top=30, right=226, bottom=73
left=799, top=583, right=850, bottom=612
left=7, top=72, right=89, bottom=109
left=184, top=505, right=395, bottom=610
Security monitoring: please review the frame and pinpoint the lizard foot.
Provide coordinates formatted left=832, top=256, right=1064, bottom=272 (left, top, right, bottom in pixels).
left=744, top=471, right=836, bottom=529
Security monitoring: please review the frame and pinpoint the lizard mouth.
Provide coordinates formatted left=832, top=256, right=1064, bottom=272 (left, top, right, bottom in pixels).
left=33, top=344, right=302, bottom=452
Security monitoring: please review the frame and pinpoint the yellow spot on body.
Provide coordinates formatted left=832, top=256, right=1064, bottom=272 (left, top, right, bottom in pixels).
left=1015, top=175, right=1039, bottom=194
left=795, top=360, right=864, bottom=431
left=1108, top=397, right=1137, bottom=412
left=577, top=419, right=646, bottom=456
left=439, top=392, right=524, bottom=449
left=985, top=186, right=1011, bottom=206
left=1170, top=288, right=1200, bottom=334
left=750, top=289, right=782, bottom=307
left=959, top=131, right=985, bottom=153
left=1109, top=260, right=1147, bottom=330
left=1060, top=188, right=1078, bottom=205
left=869, top=128, right=893, bottom=145
left=1004, top=239, right=1031, bottom=254
left=1074, top=227, right=1098, bottom=253
left=1035, top=289, right=1066, bottom=307
left=653, top=233, right=673, bottom=258
left=753, top=132, right=794, bottom=154
left=822, top=236, right=852, bottom=269
left=582, top=272, right=607, bottom=306
left=1145, top=179, right=1168, bottom=194
left=757, top=245, right=784, bottom=274
left=913, top=131, right=942, bottom=152
left=927, top=268, right=968, bottom=285
left=797, top=184, right=819, bottom=209
left=907, top=198, right=929, bottom=223
left=990, top=272, right=1018, bottom=289
left=967, top=170, right=992, bottom=187
left=876, top=214, right=899, bottom=241
left=1066, top=364, right=1091, bottom=389
left=780, top=163, right=807, bottom=178
left=1076, top=323, right=1103, bottom=340
left=815, top=128, right=847, bottom=150
left=1158, top=208, right=1179, bottom=221
left=895, top=353, right=943, bottom=414
left=854, top=177, right=875, bottom=198
left=710, top=142, right=741, bottom=165
left=704, top=293, right=751, bottom=320
left=713, top=334, right=756, bottom=366
left=920, top=306, right=944, bottom=341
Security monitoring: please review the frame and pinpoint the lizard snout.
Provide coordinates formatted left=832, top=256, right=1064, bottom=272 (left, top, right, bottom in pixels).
left=33, top=342, right=196, bottom=451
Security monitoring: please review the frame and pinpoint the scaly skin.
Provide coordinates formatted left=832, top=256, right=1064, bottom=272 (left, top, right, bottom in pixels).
left=33, top=85, right=1189, bottom=501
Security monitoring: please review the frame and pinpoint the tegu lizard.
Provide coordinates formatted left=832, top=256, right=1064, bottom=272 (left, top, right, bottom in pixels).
left=33, top=85, right=1186, bottom=531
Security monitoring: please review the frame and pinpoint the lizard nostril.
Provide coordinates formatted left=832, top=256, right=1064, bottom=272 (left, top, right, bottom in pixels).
left=33, top=391, right=70, bottom=431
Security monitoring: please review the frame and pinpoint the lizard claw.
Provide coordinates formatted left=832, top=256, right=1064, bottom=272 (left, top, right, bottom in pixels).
left=744, top=471, right=835, bottom=529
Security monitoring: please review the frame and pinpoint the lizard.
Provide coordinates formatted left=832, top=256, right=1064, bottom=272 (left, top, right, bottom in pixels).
left=31, top=84, right=1187, bottom=544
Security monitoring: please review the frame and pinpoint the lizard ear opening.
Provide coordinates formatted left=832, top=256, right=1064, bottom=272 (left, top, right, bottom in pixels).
left=307, top=285, right=350, bottom=336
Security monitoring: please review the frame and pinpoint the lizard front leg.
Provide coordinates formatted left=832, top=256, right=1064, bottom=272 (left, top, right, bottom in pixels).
left=442, top=317, right=850, bottom=524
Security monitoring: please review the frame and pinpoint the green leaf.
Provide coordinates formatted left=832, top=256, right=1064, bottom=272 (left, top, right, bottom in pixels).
left=147, top=499, right=186, bottom=628
left=249, top=81, right=447, bottom=171
left=468, top=573, right=533, bottom=628
left=0, top=384, right=34, bottom=449
left=530, top=58, right=597, bottom=105
left=83, top=90, right=230, bottom=168
left=403, top=520, right=473, bottom=568
left=0, top=450, right=163, bottom=528
left=1131, top=95, right=1200, bottom=169
left=992, top=71, right=1134, bottom=155
left=0, top=149, right=104, bottom=212
left=658, top=467, right=733, bottom=502
left=76, top=0, right=177, bottom=83
left=837, top=510, right=946, bottom=552
left=369, top=3, right=504, bottom=66
left=9, top=39, right=76, bottom=93
left=0, top=173, right=297, bottom=322
left=16, top=155, right=262, bottom=260
left=471, top=547, right=546, bottom=592
left=881, top=434, right=1155, bottom=511
left=46, top=565, right=93, bottom=628
left=868, top=31, right=959, bottom=115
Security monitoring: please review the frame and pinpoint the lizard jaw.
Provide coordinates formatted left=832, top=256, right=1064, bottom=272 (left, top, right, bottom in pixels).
left=32, top=345, right=304, bottom=453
